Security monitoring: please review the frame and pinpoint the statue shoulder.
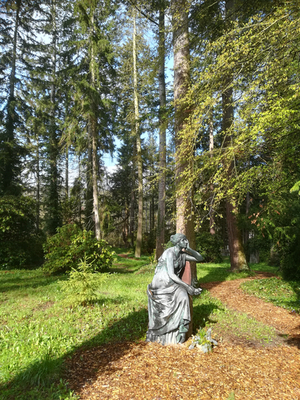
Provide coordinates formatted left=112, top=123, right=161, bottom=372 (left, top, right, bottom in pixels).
left=161, top=247, right=176, bottom=261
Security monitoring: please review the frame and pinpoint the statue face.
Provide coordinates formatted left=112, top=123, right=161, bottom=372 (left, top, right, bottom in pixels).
left=179, top=238, right=189, bottom=249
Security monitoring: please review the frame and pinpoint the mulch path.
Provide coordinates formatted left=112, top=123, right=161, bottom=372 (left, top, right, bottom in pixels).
left=65, top=273, right=300, bottom=399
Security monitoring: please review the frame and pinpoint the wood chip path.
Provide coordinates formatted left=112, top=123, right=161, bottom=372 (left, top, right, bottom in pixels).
left=66, top=273, right=300, bottom=399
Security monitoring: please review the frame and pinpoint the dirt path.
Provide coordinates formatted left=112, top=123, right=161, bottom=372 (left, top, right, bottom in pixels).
left=66, top=275, right=300, bottom=400
left=201, top=274, right=300, bottom=344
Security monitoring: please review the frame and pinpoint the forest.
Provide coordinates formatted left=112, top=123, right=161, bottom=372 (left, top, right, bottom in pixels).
left=0, top=0, right=300, bottom=277
left=1, top=1, right=300, bottom=399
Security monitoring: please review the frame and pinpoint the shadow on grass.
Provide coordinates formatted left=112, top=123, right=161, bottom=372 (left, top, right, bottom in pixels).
left=192, top=302, right=220, bottom=333
left=0, top=308, right=149, bottom=400
left=1, top=298, right=221, bottom=399
left=0, top=274, right=64, bottom=294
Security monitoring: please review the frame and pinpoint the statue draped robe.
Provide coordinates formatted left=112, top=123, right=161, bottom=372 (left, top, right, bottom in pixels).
left=146, top=248, right=191, bottom=345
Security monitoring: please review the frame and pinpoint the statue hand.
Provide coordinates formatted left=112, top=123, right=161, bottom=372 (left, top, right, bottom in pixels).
left=187, top=286, right=195, bottom=295
left=187, top=286, right=202, bottom=296
left=193, top=287, right=202, bottom=296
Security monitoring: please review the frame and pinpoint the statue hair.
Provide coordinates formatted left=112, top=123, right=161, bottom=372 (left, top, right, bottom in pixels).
left=170, top=233, right=187, bottom=245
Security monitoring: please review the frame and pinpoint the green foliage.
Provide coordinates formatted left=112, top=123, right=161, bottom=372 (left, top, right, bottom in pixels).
left=196, top=231, right=223, bottom=263
left=193, top=289, right=278, bottom=345
left=242, top=277, right=300, bottom=314
left=290, top=181, right=300, bottom=195
left=60, top=256, right=109, bottom=307
left=0, top=195, right=44, bottom=269
left=279, top=217, right=300, bottom=280
left=43, top=224, right=115, bottom=275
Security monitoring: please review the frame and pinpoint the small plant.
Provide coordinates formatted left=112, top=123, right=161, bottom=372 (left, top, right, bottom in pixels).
left=189, top=328, right=218, bottom=352
left=43, top=224, right=115, bottom=275
left=60, top=255, right=109, bottom=307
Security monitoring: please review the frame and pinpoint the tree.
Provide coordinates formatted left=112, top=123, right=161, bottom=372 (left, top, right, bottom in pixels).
left=0, top=0, right=41, bottom=196
left=70, top=0, right=116, bottom=239
left=171, top=0, right=197, bottom=284
left=132, top=7, right=143, bottom=258
left=155, top=1, right=168, bottom=259
left=179, top=0, right=300, bottom=269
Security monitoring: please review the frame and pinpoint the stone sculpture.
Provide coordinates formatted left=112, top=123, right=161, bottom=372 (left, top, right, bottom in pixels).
left=146, top=233, right=204, bottom=345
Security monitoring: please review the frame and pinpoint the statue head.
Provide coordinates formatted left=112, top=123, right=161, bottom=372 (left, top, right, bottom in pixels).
left=170, top=233, right=187, bottom=245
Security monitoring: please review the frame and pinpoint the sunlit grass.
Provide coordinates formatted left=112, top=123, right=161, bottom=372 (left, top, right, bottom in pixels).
left=241, top=277, right=300, bottom=314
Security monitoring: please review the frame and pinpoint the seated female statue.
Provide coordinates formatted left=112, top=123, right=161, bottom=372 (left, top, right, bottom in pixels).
left=146, top=233, right=203, bottom=345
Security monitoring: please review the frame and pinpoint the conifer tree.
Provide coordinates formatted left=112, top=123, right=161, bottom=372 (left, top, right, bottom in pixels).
left=70, top=0, right=116, bottom=239
left=0, top=0, right=42, bottom=195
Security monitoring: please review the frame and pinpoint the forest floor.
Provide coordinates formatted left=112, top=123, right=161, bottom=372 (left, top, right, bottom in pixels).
left=65, top=272, right=300, bottom=400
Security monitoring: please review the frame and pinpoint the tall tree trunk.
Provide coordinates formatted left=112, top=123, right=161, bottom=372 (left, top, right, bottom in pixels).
left=209, top=109, right=215, bottom=235
left=130, top=184, right=135, bottom=247
left=223, top=0, right=248, bottom=272
left=78, top=156, right=82, bottom=227
left=172, top=0, right=197, bottom=284
left=156, top=6, right=167, bottom=260
left=133, top=9, right=143, bottom=258
left=172, top=0, right=196, bottom=340
left=85, top=133, right=94, bottom=231
left=91, top=116, right=101, bottom=240
left=35, top=122, right=40, bottom=232
left=48, top=0, right=61, bottom=234
left=2, top=0, right=21, bottom=195
left=90, top=14, right=101, bottom=240
left=65, top=145, right=69, bottom=200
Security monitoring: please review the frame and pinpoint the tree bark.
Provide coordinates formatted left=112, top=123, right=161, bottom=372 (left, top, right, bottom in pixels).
left=47, top=0, right=61, bottom=234
left=172, top=0, right=197, bottom=285
left=222, top=0, right=248, bottom=271
left=90, top=12, right=101, bottom=240
left=156, top=6, right=167, bottom=260
left=209, top=109, right=215, bottom=235
left=133, top=8, right=143, bottom=258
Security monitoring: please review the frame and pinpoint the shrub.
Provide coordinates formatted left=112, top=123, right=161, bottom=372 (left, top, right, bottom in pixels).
left=280, top=233, right=300, bottom=280
left=0, top=195, right=44, bottom=269
left=60, top=255, right=109, bottom=307
left=43, top=224, right=115, bottom=275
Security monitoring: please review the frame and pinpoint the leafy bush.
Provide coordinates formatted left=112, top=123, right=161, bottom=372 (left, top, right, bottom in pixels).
left=60, top=256, right=109, bottom=307
left=43, top=224, right=115, bottom=275
left=280, top=233, right=300, bottom=280
left=195, top=231, right=223, bottom=263
left=0, top=195, right=44, bottom=269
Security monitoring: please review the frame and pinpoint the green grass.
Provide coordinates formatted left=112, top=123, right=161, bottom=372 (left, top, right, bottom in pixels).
left=0, top=256, right=291, bottom=399
left=241, top=277, right=300, bottom=314
left=196, top=259, right=278, bottom=283
left=192, top=290, right=279, bottom=346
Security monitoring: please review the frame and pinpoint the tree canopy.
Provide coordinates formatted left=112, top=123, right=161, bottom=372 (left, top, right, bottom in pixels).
left=0, top=0, right=299, bottom=276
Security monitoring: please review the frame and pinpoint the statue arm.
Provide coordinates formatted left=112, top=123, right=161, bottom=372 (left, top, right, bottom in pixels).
left=165, top=251, right=198, bottom=295
left=185, top=247, right=204, bottom=262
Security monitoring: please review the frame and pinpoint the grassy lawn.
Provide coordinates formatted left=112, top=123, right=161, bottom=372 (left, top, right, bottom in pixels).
left=0, top=252, right=290, bottom=399
left=241, top=277, right=300, bottom=313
